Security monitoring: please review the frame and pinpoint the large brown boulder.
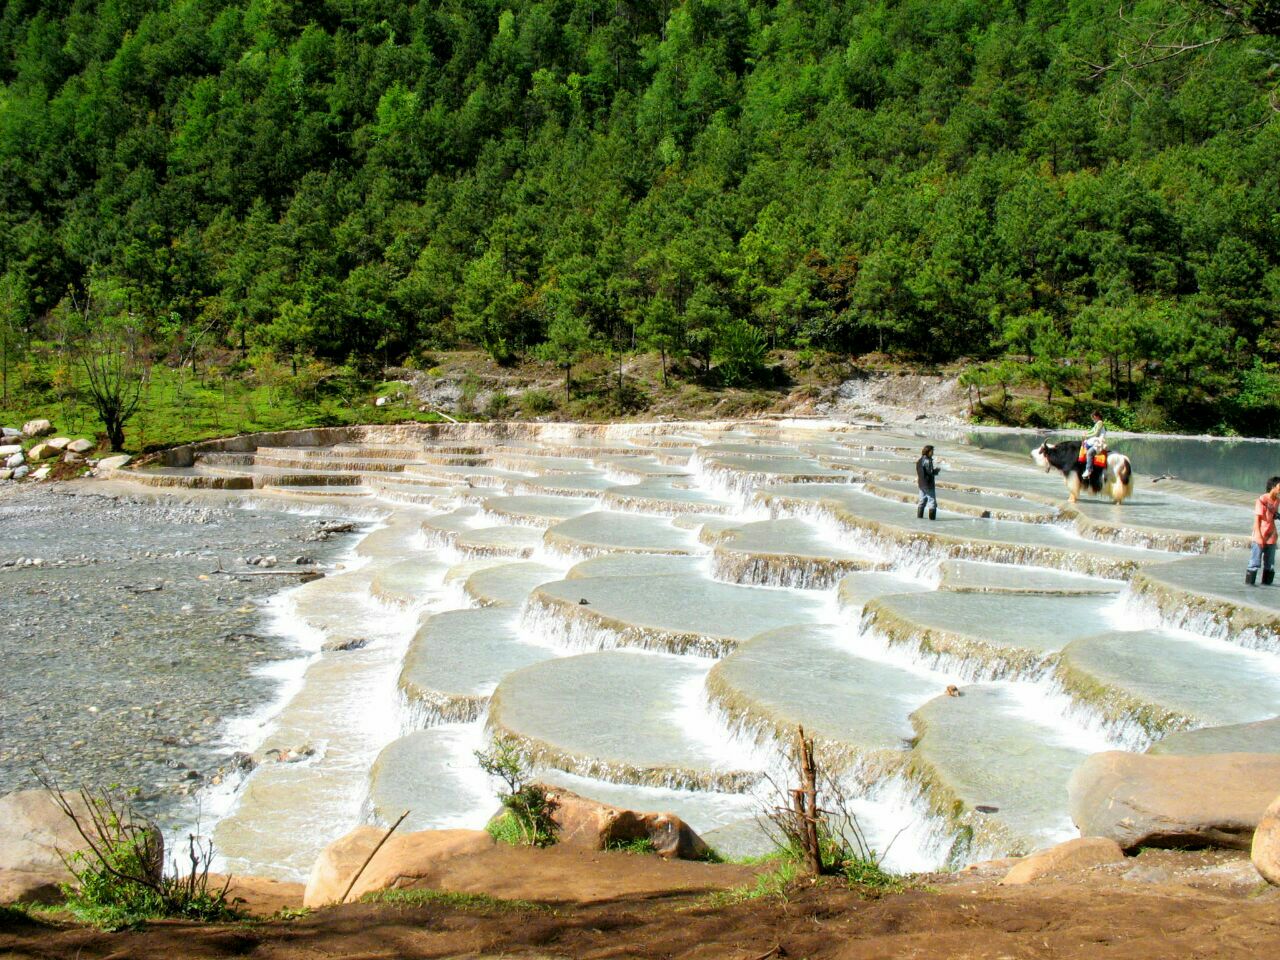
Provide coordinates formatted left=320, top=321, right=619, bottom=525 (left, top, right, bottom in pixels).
left=304, top=828, right=494, bottom=907
left=0, top=868, right=66, bottom=906
left=535, top=785, right=712, bottom=861
left=1252, top=793, right=1280, bottom=885
left=1000, top=837, right=1126, bottom=885
left=206, top=874, right=306, bottom=916
left=1068, top=752, right=1280, bottom=851
left=0, top=788, right=164, bottom=903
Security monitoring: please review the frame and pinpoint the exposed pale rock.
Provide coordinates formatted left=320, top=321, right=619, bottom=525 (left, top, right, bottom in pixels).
left=31, top=466, right=51, bottom=481
left=304, top=827, right=494, bottom=907
left=21, top=419, right=53, bottom=437
left=46, top=437, right=70, bottom=451
left=1150, top=717, right=1280, bottom=757
left=96, top=454, right=132, bottom=472
left=26, top=443, right=52, bottom=461
left=1000, top=836, right=1125, bottom=885
left=1068, top=752, right=1280, bottom=851
left=66, top=439, right=94, bottom=454
left=0, top=469, right=12, bottom=481
left=0, top=444, right=20, bottom=457
left=531, top=785, right=710, bottom=860
left=0, top=427, right=19, bottom=439
left=12, top=465, right=28, bottom=479
left=5, top=452, right=22, bottom=469
left=303, top=825, right=382, bottom=907
left=1252, top=793, right=1280, bottom=885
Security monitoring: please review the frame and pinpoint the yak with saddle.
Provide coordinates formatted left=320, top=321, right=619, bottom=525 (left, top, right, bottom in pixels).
left=1032, top=439, right=1133, bottom=505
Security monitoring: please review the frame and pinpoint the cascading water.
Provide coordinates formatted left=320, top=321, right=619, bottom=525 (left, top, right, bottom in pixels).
left=85, top=419, right=1275, bottom=882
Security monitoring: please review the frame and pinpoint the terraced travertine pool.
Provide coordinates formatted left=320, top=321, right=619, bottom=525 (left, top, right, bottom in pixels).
left=96, top=422, right=1280, bottom=877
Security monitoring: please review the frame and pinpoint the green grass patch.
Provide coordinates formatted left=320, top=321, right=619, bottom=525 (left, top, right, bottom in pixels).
left=704, top=860, right=801, bottom=906
left=484, top=814, right=526, bottom=847
left=605, top=836, right=657, bottom=855
left=358, top=888, right=545, bottom=913
left=841, top=855, right=904, bottom=896
left=724, top=850, right=788, bottom=867
left=270, top=906, right=312, bottom=921
left=0, top=358, right=458, bottom=455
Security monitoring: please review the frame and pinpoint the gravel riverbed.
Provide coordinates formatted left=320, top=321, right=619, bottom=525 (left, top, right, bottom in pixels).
left=0, top=483, right=364, bottom=830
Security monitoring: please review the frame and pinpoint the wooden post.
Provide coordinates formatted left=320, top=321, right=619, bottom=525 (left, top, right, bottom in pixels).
left=796, top=726, right=821, bottom=876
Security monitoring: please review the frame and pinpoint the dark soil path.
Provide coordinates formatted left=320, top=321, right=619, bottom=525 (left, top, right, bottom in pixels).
left=5, top=858, right=1278, bottom=960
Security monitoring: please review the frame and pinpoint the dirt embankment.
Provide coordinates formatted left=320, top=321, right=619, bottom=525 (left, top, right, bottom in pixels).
left=4, top=848, right=1275, bottom=960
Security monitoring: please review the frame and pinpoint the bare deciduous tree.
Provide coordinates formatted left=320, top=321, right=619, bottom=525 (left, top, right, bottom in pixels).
left=66, top=284, right=151, bottom=452
left=1087, top=2, right=1280, bottom=108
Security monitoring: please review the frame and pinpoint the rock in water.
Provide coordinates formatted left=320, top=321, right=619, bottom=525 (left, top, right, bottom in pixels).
left=304, top=827, right=494, bottom=907
left=1000, top=836, right=1126, bottom=885
left=1068, top=751, right=1280, bottom=851
left=524, top=785, right=711, bottom=860
left=21, top=419, right=53, bottom=438
left=1253, top=793, right=1280, bottom=885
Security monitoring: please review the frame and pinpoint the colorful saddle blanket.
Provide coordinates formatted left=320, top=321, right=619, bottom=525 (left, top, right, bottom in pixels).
left=1077, top=444, right=1108, bottom=469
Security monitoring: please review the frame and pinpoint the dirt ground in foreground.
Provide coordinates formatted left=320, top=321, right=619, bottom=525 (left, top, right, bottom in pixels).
left=4, top=850, right=1278, bottom=960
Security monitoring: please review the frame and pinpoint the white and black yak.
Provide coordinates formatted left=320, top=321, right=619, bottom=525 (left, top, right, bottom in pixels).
left=1032, top=440, right=1133, bottom=505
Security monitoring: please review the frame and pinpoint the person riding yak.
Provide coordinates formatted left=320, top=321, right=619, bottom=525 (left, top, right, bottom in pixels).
left=1031, top=412, right=1133, bottom=504
left=1081, top=412, right=1106, bottom=481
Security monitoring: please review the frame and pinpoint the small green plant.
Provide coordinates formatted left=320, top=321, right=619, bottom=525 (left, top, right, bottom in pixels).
left=519, top=388, right=557, bottom=416
left=458, top=372, right=481, bottom=413
left=359, top=888, right=545, bottom=912
left=484, top=813, right=525, bottom=846
left=474, top=742, right=558, bottom=847
left=839, top=851, right=903, bottom=893
left=712, top=319, right=769, bottom=387
left=484, top=390, right=514, bottom=419
left=40, top=775, right=242, bottom=931
left=706, top=860, right=800, bottom=906
left=757, top=727, right=905, bottom=896
left=606, top=836, right=656, bottom=855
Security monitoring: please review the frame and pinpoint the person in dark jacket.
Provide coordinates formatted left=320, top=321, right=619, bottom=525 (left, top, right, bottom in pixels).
left=916, top=445, right=941, bottom=520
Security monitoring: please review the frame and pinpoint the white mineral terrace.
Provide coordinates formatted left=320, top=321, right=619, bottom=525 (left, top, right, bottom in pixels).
left=117, top=420, right=1280, bottom=878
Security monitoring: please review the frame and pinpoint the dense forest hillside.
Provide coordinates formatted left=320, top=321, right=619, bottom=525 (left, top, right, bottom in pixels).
left=1, top=1, right=1279, bottom=437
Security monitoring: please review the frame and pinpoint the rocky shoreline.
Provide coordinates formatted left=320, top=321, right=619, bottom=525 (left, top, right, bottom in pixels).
left=0, top=482, right=363, bottom=829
